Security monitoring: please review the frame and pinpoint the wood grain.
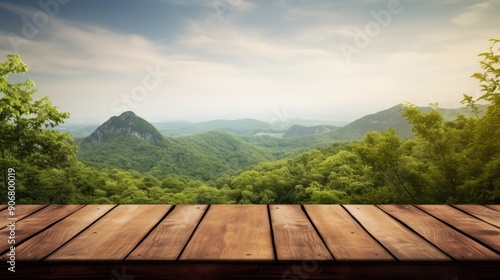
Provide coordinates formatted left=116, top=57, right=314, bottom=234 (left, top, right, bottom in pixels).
left=46, top=205, right=171, bottom=261
left=304, top=205, right=393, bottom=261
left=454, top=205, right=500, bottom=228
left=270, top=205, right=332, bottom=260
left=343, top=205, right=450, bottom=261
left=379, top=205, right=499, bottom=261
left=179, top=205, right=274, bottom=260
left=0, top=205, right=83, bottom=253
left=485, top=205, right=500, bottom=212
left=417, top=205, right=500, bottom=253
left=128, top=205, right=208, bottom=260
left=6, top=205, right=115, bottom=261
left=0, top=205, right=47, bottom=228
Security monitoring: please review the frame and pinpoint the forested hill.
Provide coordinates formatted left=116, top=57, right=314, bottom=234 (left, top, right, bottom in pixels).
left=78, top=114, right=276, bottom=180
left=61, top=104, right=482, bottom=141
left=82, top=111, right=164, bottom=144
left=3, top=39, right=499, bottom=206
left=321, top=104, right=486, bottom=141
left=77, top=104, right=485, bottom=180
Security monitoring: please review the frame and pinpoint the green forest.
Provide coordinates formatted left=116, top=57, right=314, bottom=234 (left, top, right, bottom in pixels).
left=1, top=39, right=499, bottom=205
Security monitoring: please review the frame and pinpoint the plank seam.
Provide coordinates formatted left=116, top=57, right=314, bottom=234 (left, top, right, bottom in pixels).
left=341, top=204, right=398, bottom=262
left=0, top=205, right=49, bottom=229
left=176, top=204, right=211, bottom=261
left=267, top=204, right=278, bottom=261
left=484, top=205, right=500, bottom=213
left=451, top=205, right=500, bottom=229
left=376, top=205, right=456, bottom=262
left=0, top=205, right=86, bottom=257
left=300, top=205, right=336, bottom=261
left=40, top=204, right=119, bottom=261
left=123, top=204, right=176, bottom=261
left=416, top=205, right=500, bottom=255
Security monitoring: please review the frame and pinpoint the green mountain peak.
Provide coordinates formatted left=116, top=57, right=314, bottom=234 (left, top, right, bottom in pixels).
left=81, top=111, right=164, bottom=145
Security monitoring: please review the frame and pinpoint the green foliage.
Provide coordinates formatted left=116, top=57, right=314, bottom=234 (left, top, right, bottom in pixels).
left=3, top=39, right=499, bottom=205
left=459, top=38, right=500, bottom=203
left=78, top=130, right=276, bottom=181
left=0, top=54, right=77, bottom=203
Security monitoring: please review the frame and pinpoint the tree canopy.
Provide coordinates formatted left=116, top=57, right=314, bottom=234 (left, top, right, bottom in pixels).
left=1, top=38, right=499, bottom=204
left=0, top=54, right=76, bottom=202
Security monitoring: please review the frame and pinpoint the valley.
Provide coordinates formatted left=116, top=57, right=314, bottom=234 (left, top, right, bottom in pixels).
left=5, top=99, right=498, bottom=205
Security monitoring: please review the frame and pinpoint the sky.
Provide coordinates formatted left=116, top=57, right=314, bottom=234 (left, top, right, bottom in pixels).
left=0, top=0, right=499, bottom=124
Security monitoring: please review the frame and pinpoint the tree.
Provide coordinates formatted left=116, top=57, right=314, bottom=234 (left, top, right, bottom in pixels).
left=355, top=129, right=420, bottom=203
left=0, top=54, right=76, bottom=201
left=402, top=103, right=462, bottom=200
left=460, top=39, right=500, bottom=203
left=464, top=39, right=500, bottom=161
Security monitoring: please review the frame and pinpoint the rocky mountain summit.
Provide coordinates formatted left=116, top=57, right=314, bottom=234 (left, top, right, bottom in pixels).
left=81, top=111, right=164, bottom=145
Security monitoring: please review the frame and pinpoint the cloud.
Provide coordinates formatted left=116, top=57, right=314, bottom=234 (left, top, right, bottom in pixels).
left=0, top=23, right=168, bottom=76
left=0, top=0, right=498, bottom=122
left=452, top=1, right=491, bottom=25
left=0, top=1, right=40, bottom=17
left=175, top=18, right=337, bottom=67
left=0, top=1, right=179, bottom=76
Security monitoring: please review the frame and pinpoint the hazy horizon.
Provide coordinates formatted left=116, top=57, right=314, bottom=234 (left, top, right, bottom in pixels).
left=1, top=0, right=499, bottom=124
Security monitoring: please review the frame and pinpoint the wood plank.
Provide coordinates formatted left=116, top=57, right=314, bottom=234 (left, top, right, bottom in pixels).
left=46, top=205, right=171, bottom=261
left=0, top=205, right=6, bottom=211
left=0, top=205, right=47, bottom=228
left=179, top=205, right=274, bottom=261
left=343, top=205, right=450, bottom=261
left=3, top=205, right=115, bottom=261
left=485, top=205, right=500, bottom=212
left=417, top=205, right=500, bottom=253
left=454, top=205, right=500, bottom=228
left=270, top=205, right=332, bottom=260
left=304, top=205, right=394, bottom=261
left=0, top=205, right=83, bottom=254
left=379, top=205, right=499, bottom=261
left=128, top=205, right=208, bottom=260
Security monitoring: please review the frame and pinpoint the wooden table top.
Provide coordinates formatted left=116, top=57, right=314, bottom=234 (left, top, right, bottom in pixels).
left=1, top=204, right=499, bottom=279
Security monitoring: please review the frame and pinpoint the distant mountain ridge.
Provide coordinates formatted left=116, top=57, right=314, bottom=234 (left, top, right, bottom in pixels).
left=76, top=104, right=483, bottom=179
left=63, top=104, right=480, bottom=139
left=329, top=104, right=485, bottom=140
left=152, top=118, right=273, bottom=137
left=283, top=125, right=337, bottom=137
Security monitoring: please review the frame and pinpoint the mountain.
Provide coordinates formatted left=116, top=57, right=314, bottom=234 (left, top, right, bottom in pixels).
left=76, top=104, right=482, bottom=180
left=78, top=113, right=276, bottom=180
left=58, top=118, right=347, bottom=138
left=283, top=125, right=338, bottom=137
left=325, top=104, right=484, bottom=140
left=152, top=119, right=275, bottom=137
left=81, top=111, right=164, bottom=145
left=330, top=104, right=412, bottom=140
left=55, top=124, right=99, bottom=138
